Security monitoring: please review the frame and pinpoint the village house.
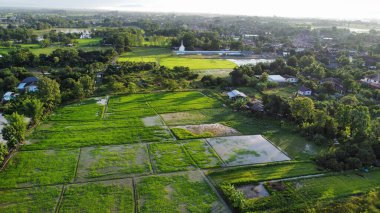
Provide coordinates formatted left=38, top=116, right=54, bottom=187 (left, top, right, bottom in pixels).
left=17, top=76, right=39, bottom=92
left=282, top=75, right=298, bottom=83
left=268, top=75, right=286, bottom=83
left=361, top=73, right=380, bottom=88
left=298, top=86, right=312, bottom=96
left=227, top=90, right=247, bottom=100
left=2, top=92, right=15, bottom=102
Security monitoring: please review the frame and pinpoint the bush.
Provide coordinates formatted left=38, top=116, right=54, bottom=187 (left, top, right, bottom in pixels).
left=0, top=144, right=8, bottom=164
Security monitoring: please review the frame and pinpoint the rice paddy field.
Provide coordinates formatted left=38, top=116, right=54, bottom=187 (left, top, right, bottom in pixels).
left=0, top=90, right=379, bottom=212
left=117, top=47, right=236, bottom=70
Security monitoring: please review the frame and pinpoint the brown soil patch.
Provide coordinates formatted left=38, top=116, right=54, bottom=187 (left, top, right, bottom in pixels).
left=175, top=123, right=239, bottom=137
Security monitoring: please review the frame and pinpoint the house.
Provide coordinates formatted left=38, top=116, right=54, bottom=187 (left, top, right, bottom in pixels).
left=298, top=86, right=312, bottom=96
left=320, top=77, right=344, bottom=93
left=361, top=74, right=380, bottom=88
left=248, top=100, right=264, bottom=112
left=2, top=92, right=15, bottom=102
left=268, top=75, right=286, bottom=83
left=282, top=75, right=298, bottom=83
left=227, top=90, right=247, bottom=99
left=17, top=76, right=39, bottom=92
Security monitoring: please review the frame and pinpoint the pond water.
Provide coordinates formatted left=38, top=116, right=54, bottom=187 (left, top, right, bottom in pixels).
left=228, top=58, right=275, bottom=66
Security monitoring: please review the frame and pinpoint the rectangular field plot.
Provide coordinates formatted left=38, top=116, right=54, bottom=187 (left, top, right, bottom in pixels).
left=136, top=171, right=227, bottom=213
left=183, top=140, right=223, bottom=168
left=207, top=135, right=290, bottom=166
left=0, top=149, right=79, bottom=189
left=208, top=162, right=321, bottom=185
left=48, top=99, right=104, bottom=121
left=59, top=179, right=134, bottom=212
left=149, top=143, right=196, bottom=173
left=25, top=126, right=172, bottom=150
left=0, top=186, right=62, bottom=212
left=107, top=108, right=157, bottom=119
left=76, top=144, right=152, bottom=181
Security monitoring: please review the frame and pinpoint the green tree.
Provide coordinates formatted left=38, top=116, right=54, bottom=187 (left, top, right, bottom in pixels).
left=290, top=97, right=315, bottom=124
left=22, top=98, right=44, bottom=125
left=78, top=75, right=95, bottom=97
left=0, top=144, right=8, bottom=164
left=37, top=77, right=61, bottom=111
left=2, top=112, right=27, bottom=148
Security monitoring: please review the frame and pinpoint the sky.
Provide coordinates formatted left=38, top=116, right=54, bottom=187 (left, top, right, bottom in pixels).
left=1, top=0, right=380, bottom=20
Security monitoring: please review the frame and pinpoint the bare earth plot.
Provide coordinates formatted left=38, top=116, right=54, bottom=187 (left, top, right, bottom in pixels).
left=174, top=123, right=240, bottom=137
left=136, top=171, right=228, bottom=213
left=59, top=179, right=134, bottom=212
left=142, top=115, right=164, bottom=127
left=207, top=135, right=290, bottom=166
left=76, top=144, right=152, bottom=182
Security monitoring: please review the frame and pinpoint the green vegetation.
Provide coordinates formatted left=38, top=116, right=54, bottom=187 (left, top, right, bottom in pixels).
left=137, top=172, right=226, bottom=212
left=209, top=162, right=321, bottom=185
left=60, top=180, right=134, bottom=212
left=0, top=186, right=62, bottom=212
left=171, top=127, right=213, bottom=139
left=117, top=47, right=236, bottom=70
left=76, top=144, right=152, bottom=181
left=244, top=170, right=380, bottom=212
left=149, top=143, right=195, bottom=173
left=183, top=140, right=222, bottom=168
left=0, top=149, right=78, bottom=188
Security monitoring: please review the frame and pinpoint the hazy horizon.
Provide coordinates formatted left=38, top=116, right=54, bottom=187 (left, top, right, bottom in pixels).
left=1, top=0, right=380, bottom=21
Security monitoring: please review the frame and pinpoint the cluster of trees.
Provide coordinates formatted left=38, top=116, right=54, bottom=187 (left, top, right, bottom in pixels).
left=100, top=62, right=198, bottom=93
left=0, top=48, right=116, bottom=68
left=93, top=28, right=145, bottom=52
left=0, top=67, right=33, bottom=95
left=171, top=31, right=243, bottom=51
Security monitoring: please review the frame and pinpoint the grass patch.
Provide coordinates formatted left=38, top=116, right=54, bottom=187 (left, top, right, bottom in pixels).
left=171, top=128, right=213, bottom=139
left=245, top=170, right=380, bottom=212
left=149, top=143, right=195, bottom=173
left=0, top=149, right=79, bottom=188
left=60, top=179, right=134, bottom=212
left=208, top=161, right=322, bottom=185
left=76, top=144, right=152, bottom=181
left=0, top=186, right=62, bottom=212
left=183, top=140, right=222, bottom=168
left=137, top=171, right=226, bottom=212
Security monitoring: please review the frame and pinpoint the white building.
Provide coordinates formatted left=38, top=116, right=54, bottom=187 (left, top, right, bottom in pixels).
left=268, top=75, right=287, bottom=83
left=3, top=92, right=14, bottom=101
left=179, top=40, right=185, bottom=52
left=361, top=73, right=380, bottom=88
left=227, top=90, right=247, bottom=99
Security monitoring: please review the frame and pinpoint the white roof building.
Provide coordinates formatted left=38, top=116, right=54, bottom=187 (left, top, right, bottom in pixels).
left=268, top=75, right=287, bottom=83
left=227, top=90, right=247, bottom=99
left=3, top=92, right=14, bottom=101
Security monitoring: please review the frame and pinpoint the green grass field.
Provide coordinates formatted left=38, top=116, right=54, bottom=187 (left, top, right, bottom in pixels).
left=60, top=180, right=134, bottom=212
left=244, top=170, right=380, bottom=212
left=0, top=186, right=62, bottom=212
left=209, top=161, right=321, bottom=185
left=149, top=143, right=196, bottom=173
left=183, top=140, right=222, bottom=168
left=117, top=47, right=236, bottom=70
left=0, top=149, right=78, bottom=189
left=0, top=91, right=339, bottom=211
left=76, top=144, right=152, bottom=181
left=136, top=172, right=227, bottom=212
